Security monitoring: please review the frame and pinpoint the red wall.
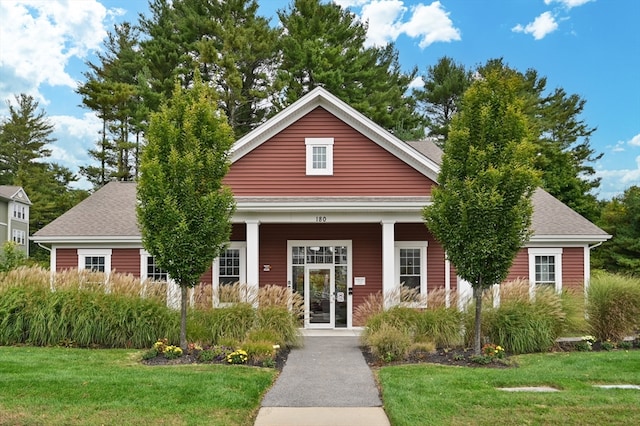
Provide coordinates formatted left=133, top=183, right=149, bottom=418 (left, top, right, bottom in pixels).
left=224, top=107, right=435, bottom=196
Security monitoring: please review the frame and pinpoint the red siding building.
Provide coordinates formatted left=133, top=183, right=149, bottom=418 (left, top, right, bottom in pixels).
left=33, top=88, right=610, bottom=329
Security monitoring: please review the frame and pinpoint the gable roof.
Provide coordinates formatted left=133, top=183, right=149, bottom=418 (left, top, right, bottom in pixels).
left=33, top=181, right=139, bottom=242
left=32, top=89, right=609, bottom=245
left=0, top=185, right=31, bottom=205
left=231, top=87, right=441, bottom=183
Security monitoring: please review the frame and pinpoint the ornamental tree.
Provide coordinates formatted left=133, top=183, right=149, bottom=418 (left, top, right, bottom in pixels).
left=137, top=75, right=236, bottom=349
left=423, top=70, right=539, bottom=354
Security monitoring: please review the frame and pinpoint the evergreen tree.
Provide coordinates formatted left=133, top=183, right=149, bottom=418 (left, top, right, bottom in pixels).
left=277, top=0, right=422, bottom=136
left=415, top=56, right=472, bottom=146
left=0, top=94, right=54, bottom=184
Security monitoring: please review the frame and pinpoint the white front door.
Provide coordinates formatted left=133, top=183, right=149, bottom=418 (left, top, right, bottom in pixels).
left=288, top=241, right=352, bottom=329
left=305, top=265, right=335, bottom=328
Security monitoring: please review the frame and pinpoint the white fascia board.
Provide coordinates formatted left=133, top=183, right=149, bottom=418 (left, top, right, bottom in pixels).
left=31, top=236, right=142, bottom=245
left=229, top=87, right=441, bottom=182
left=528, top=234, right=612, bottom=244
left=235, top=199, right=430, bottom=212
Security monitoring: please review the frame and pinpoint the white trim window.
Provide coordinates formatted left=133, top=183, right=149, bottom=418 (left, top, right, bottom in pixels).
left=213, top=243, right=246, bottom=305
left=528, top=248, right=563, bottom=292
left=12, top=203, right=28, bottom=222
left=395, top=242, right=428, bottom=298
left=305, top=137, right=334, bottom=175
left=140, top=250, right=168, bottom=282
left=78, top=249, right=112, bottom=274
left=12, top=229, right=26, bottom=246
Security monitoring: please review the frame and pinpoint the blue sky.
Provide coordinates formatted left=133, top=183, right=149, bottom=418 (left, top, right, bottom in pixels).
left=0, top=0, right=638, bottom=199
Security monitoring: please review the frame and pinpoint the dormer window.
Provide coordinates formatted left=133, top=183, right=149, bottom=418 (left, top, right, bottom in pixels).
left=305, top=138, right=334, bottom=175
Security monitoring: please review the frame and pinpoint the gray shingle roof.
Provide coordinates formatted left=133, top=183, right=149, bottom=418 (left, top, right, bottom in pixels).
left=0, top=185, right=31, bottom=204
left=33, top=181, right=140, bottom=238
left=531, top=187, right=608, bottom=237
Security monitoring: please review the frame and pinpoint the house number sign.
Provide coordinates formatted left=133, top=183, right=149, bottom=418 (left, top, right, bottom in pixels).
left=315, top=216, right=327, bottom=223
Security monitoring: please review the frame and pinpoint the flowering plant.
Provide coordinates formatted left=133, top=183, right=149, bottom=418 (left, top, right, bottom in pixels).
left=576, top=335, right=596, bottom=351
left=226, top=349, right=248, bottom=364
left=482, top=343, right=505, bottom=359
left=163, top=345, right=183, bottom=360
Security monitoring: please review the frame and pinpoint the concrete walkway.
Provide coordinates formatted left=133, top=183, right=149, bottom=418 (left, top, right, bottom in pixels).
left=254, top=332, right=390, bottom=426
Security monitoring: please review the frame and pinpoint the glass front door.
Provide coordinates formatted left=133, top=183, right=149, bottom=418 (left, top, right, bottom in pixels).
left=306, top=266, right=334, bottom=327
left=289, top=242, right=351, bottom=329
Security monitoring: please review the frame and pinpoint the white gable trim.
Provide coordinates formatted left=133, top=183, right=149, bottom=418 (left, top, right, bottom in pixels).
left=230, top=87, right=440, bottom=183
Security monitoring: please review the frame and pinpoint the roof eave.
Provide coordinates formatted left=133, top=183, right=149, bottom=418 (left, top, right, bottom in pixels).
left=529, top=234, right=612, bottom=244
left=31, top=236, right=142, bottom=244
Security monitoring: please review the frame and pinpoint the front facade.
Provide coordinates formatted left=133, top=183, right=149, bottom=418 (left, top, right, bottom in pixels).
left=33, top=88, right=610, bottom=329
left=0, top=186, right=31, bottom=256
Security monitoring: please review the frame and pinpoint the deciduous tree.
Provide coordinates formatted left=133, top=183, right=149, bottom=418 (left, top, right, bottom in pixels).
left=137, top=76, right=236, bottom=349
left=423, top=70, right=539, bottom=354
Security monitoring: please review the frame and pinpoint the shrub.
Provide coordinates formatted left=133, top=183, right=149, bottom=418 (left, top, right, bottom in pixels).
left=587, top=272, right=640, bottom=341
left=415, top=307, right=463, bottom=348
left=366, top=323, right=411, bottom=362
left=363, top=306, right=419, bottom=337
left=255, top=306, right=301, bottom=347
left=472, top=280, right=567, bottom=354
left=407, top=341, right=436, bottom=361
left=243, top=340, right=276, bottom=364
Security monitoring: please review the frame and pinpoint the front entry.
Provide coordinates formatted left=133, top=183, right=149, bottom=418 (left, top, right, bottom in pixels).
left=288, top=241, right=352, bottom=329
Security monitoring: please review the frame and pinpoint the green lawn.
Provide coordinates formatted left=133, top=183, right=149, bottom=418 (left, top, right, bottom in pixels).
left=378, top=350, right=640, bottom=426
left=0, top=346, right=276, bottom=425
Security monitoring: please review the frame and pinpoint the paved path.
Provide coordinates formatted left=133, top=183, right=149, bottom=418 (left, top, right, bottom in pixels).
left=254, top=335, right=390, bottom=426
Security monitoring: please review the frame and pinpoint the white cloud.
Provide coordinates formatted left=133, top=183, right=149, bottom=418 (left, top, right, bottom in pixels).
left=544, top=0, right=594, bottom=9
left=629, top=133, right=640, bottom=147
left=51, top=113, right=102, bottom=140
left=334, top=0, right=371, bottom=7
left=409, top=76, right=424, bottom=89
left=357, top=1, right=461, bottom=48
left=596, top=155, right=640, bottom=199
left=0, top=0, right=118, bottom=102
left=401, top=2, right=461, bottom=48
left=360, top=0, right=406, bottom=47
left=512, top=11, right=558, bottom=40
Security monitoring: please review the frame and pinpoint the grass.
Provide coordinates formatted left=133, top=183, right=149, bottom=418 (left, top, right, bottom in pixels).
left=0, top=346, right=276, bottom=425
left=378, top=350, right=640, bottom=426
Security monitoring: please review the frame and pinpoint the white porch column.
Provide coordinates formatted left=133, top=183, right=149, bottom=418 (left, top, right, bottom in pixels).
left=381, top=220, right=396, bottom=308
left=246, top=220, right=260, bottom=297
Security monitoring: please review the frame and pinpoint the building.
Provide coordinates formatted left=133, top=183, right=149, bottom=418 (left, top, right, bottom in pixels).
left=32, top=88, right=610, bottom=329
left=0, top=185, right=31, bottom=256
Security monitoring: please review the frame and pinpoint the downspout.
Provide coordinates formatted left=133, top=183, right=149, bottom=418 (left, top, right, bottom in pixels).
left=584, top=241, right=605, bottom=306
left=37, top=243, right=55, bottom=291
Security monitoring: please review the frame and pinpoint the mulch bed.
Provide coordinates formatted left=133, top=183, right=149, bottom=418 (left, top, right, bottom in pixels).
left=360, top=346, right=514, bottom=368
left=141, top=346, right=291, bottom=371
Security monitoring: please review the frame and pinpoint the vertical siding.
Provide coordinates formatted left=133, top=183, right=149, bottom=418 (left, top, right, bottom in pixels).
left=112, top=248, right=140, bottom=276
left=225, top=107, right=435, bottom=196
left=563, top=247, right=585, bottom=291
left=56, top=248, right=78, bottom=271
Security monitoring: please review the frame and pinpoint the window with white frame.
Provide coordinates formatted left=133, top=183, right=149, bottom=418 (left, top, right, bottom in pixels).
left=395, top=242, right=428, bottom=297
left=13, top=204, right=28, bottom=221
left=146, top=255, right=168, bottom=282
left=213, top=243, right=246, bottom=305
left=78, top=249, right=112, bottom=274
left=528, top=248, right=562, bottom=291
left=305, top=137, right=334, bottom=175
left=12, top=229, right=26, bottom=246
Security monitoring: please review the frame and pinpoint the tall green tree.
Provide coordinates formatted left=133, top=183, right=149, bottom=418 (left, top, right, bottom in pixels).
left=423, top=70, right=539, bottom=354
left=0, top=94, right=54, bottom=184
left=139, top=0, right=279, bottom=137
left=592, top=186, right=640, bottom=276
left=277, top=0, right=422, bottom=136
left=415, top=56, right=472, bottom=146
left=137, top=76, right=236, bottom=349
left=77, top=22, right=144, bottom=187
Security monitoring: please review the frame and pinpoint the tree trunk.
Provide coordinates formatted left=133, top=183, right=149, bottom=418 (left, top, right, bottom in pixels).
left=180, top=285, right=188, bottom=350
left=474, top=286, right=483, bottom=355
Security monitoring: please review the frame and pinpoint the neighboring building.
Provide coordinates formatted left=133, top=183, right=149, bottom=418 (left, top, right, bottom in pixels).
left=0, top=186, right=31, bottom=256
left=32, top=88, right=610, bottom=329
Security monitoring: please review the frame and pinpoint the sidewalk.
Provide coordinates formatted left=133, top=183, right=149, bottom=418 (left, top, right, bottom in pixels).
left=254, top=333, right=391, bottom=426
